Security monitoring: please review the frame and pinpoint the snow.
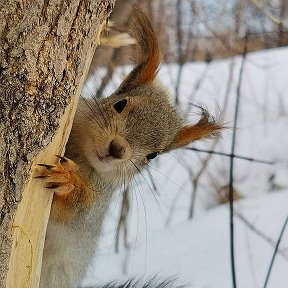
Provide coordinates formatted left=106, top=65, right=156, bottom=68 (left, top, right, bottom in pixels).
left=82, top=47, right=288, bottom=288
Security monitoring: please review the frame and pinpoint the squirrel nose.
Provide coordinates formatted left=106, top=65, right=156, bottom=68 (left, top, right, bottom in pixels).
left=109, top=139, right=126, bottom=159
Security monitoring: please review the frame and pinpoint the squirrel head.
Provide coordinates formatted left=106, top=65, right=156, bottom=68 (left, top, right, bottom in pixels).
left=74, top=7, right=223, bottom=180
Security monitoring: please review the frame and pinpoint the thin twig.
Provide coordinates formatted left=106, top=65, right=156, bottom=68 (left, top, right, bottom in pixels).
left=263, top=215, right=288, bottom=288
left=146, top=167, right=159, bottom=195
left=175, top=0, right=185, bottom=105
left=188, top=149, right=213, bottom=219
left=188, top=58, right=235, bottom=218
left=228, top=30, right=248, bottom=288
left=236, top=210, right=288, bottom=261
left=185, top=147, right=274, bottom=165
left=115, top=187, right=130, bottom=253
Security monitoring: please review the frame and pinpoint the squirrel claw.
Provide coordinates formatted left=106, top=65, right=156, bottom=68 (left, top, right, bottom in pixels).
left=34, top=175, right=50, bottom=179
left=37, top=163, right=54, bottom=169
left=34, top=157, right=78, bottom=196
left=45, top=183, right=61, bottom=189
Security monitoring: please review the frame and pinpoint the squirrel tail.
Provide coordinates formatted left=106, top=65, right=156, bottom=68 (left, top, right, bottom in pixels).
left=85, top=277, right=187, bottom=288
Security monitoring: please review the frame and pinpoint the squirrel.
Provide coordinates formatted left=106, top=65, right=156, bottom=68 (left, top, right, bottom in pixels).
left=34, top=7, right=223, bottom=288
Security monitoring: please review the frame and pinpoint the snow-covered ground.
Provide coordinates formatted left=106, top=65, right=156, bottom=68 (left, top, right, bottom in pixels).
left=82, top=47, right=288, bottom=288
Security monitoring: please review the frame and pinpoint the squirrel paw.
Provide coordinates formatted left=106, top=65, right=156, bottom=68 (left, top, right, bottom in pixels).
left=34, top=155, right=78, bottom=196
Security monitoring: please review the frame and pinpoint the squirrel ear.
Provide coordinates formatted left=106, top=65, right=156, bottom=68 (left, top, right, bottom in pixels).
left=167, top=111, right=224, bottom=151
left=115, top=6, right=161, bottom=95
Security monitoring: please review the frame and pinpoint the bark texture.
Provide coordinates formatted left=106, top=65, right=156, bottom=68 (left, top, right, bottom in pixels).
left=0, top=0, right=115, bottom=287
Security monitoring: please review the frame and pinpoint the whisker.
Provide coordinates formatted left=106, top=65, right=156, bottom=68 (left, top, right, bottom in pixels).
left=105, top=167, right=132, bottom=261
left=129, top=160, right=167, bottom=223
left=146, top=167, right=159, bottom=194
left=129, top=176, right=140, bottom=267
left=145, top=161, right=190, bottom=198
left=130, top=172, right=148, bottom=272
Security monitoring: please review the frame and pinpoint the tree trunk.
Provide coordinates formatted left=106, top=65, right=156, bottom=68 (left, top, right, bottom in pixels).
left=0, top=1, right=115, bottom=287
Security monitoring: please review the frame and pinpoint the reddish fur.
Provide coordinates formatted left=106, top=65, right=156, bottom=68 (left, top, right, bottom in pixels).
left=169, top=112, right=223, bottom=150
left=174, top=124, right=216, bottom=144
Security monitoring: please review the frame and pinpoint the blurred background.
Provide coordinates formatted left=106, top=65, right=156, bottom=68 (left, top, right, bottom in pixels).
left=82, top=1, right=288, bottom=287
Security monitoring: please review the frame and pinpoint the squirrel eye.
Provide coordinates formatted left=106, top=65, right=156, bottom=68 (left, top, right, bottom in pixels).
left=113, top=99, right=127, bottom=113
left=146, top=152, right=158, bottom=160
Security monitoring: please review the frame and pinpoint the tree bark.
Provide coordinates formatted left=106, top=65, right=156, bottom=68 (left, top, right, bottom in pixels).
left=0, top=1, right=115, bottom=287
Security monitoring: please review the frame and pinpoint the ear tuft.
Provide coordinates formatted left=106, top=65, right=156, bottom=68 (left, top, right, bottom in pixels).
left=115, top=6, right=161, bottom=95
left=168, top=108, right=224, bottom=151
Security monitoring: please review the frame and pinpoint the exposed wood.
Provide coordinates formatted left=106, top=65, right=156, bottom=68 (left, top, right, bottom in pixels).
left=0, top=1, right=115, bottom=287
left=6, top=97, right=78, bottom=288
